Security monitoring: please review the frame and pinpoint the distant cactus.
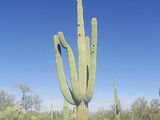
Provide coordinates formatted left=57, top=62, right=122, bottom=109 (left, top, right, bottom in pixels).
left=63, top=99, right=69, bottom=120
left=159, top=88, right=160, bottom=97
left=50, top=103, right=53, bottom=119
left=114, top=80, right=121, bottom=120
left=73, top=106, right=77, bottom=120
left=53, top=0, right=97, bottom=119
left=70, top=105, right=77, bottom=120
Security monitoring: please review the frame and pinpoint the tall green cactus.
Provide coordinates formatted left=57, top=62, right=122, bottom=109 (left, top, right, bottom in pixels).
left=114, top=80, right=121, bottom=120
left=63, top=99, right=69, bottom=120
left=53, top=0, right=97, bottom=119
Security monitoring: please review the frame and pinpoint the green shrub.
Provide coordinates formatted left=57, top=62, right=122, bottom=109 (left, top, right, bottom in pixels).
left=0, top=106, right=23, bottom=120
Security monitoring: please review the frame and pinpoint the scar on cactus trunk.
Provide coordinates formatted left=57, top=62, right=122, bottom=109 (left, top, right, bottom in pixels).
left=53, top=0, right=97, bottom=119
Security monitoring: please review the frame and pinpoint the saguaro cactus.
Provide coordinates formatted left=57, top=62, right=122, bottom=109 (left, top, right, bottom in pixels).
left=114, top=80, right=121, bottom=120
left=63, top=99, right=69, bottom=120
left=53, top=0, right=97, bottom=119
left=50, top=103, right=53, bottom=119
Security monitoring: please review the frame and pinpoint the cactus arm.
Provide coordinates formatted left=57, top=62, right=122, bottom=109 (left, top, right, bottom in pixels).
left=58, top=32, right=83, bottom=103
left=84, top=18, right=97, bottom=102
left=77, top=0, right=87, bottom=95
left=54, top=35, right=76, bottom=105
left=86, top=36, right=90, bottom=88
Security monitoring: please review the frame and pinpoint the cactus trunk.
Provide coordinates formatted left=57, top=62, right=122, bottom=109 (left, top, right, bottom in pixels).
left=76, top=102, right=88, bottom=120
left=53, top=0, right=97, bottom=119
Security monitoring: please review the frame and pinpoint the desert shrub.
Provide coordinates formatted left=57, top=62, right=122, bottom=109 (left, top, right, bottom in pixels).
left=0, top=90, right=15, bottom=111
left=120, top=110, right=132, bottom=120
left=0, top=106, right=23, bottom=120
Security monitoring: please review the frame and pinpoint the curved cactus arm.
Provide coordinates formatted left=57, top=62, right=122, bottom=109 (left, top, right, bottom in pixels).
left=58, top=32, right=83, bottom=103
left=84, top=18, right=97, bottom=103
left=54, top=35, right=76, bottom=105
left=86, top=36, right=90, bottom=88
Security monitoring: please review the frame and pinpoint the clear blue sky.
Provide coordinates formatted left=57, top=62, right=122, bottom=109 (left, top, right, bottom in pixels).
left=0, top=0, right=160, bottom=112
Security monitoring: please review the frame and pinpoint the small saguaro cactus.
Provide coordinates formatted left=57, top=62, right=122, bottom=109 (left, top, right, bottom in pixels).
left=159, top=88, right=160, bottom=97
left=114, top=80, right=121, bottom=120
left=73, top=106, right=77, bottom=120
left=50, top=103, right=53, bottom=119
left=63, top=99, right=69, bottom=120
left=71, top=105, right=77, bottom=120
left=53, top=0, right=97, bottom=120
left=69, top=106, right=77, bottom=120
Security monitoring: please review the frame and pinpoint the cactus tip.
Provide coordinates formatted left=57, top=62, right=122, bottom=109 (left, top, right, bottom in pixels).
left=86, top=36, right=89, bottom=39
left=92, top=17, right=97, bottom=22
left=54, top=35, right=58, bottom=39
left=58, top=31, right=63, bottom=35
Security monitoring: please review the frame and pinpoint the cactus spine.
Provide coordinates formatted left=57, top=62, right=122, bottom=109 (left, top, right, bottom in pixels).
left=63, top=99, right=69, bottom=120
left=114, top=80, right=121, bottom=120
left=53, top=0, right=97, bottom=119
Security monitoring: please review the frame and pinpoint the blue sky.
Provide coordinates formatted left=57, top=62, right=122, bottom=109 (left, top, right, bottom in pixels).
left=0, top=0, right=160, bottom=112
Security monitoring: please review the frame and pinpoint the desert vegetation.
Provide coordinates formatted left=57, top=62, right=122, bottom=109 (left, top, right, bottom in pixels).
left=93, top=98, right=160, bottom=120
left=0, top=86, right=160, bottom=120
